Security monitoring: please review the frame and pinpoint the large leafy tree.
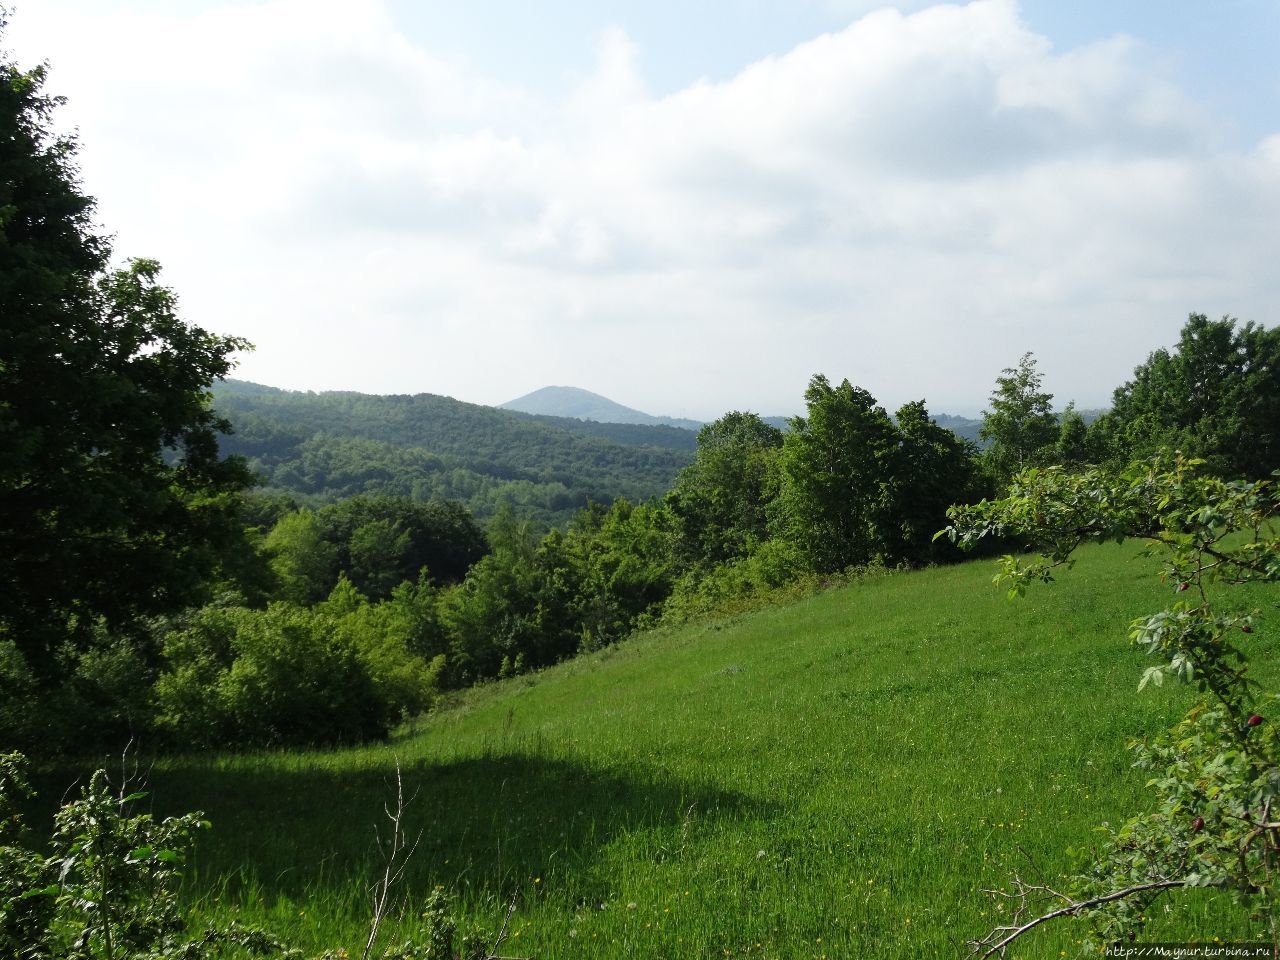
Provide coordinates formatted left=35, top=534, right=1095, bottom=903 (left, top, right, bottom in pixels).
left=885, top=399, right=984, bottom=563
left=980, top=352, right=1058, bottom=490
left=774, top=375, right=899, bottom=572
left=666, top=411, right=783, bottom=569
left=1089, top=313, right=1280, bottom=478
left=314, top=494, right=487, bottom=596
left=0, top=21, right=253, bottom=679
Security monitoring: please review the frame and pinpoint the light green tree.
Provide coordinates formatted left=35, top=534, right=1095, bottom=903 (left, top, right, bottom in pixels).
left=264, top=509, right=338, bottom=605
left=979, top=352, right=1058, bottom=490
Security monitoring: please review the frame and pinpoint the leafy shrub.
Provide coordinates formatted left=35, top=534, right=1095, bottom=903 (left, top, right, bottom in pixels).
left=0, top=751, right=298, bottom=959
left=156, top=603, right=386, bottom=747
left=662, top=539, right=852, bottom=623
left=1, top=631, right=154, bottom=755
left=322, top=576, right=446, bottom=720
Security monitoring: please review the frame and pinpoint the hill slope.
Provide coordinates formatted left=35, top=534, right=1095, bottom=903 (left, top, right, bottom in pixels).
left=115, top=544, right=1274, bottom=958
left=501, top=385, right=704, bottom=431
left=212, top=380, right=694, bottom=526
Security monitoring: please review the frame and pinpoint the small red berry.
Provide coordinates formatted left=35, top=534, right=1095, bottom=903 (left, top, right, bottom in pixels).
left=1192, top=816, right=1205, bottom=832
left=1241, top=624, right=1253, bottom=634
left=1176, top=582, right=1190, bottom=592
left=1248, top=714, right=1264, bottom=727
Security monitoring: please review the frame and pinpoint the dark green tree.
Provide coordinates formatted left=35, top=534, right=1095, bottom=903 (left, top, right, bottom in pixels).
left=980, top=352, right=1058, bottom=489
left=1088, top=313, right=1280, bottom=478
left=316, top=494, right=487, bottom=596
left=0, top=24, right=253, bottom=680
left=774, top=375, right=898, bottom=572
left=1052, top=401, right=1098, bottom=467
left=347, top=517, right=413, bottom=599
left=885, top=400, right=984, bottom=563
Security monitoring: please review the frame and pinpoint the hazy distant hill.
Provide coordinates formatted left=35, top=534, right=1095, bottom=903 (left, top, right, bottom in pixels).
left=931, top=409, right=1105, bottom=446
left=930, top=413, right=983, bottom=444
left=212, top=380, right=693, bottom=527
left=501, top=386, right=704, bottom=431
left=500, top=385, right=1009, bottom=444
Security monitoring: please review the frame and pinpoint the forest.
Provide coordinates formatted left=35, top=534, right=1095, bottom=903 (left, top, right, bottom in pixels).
left=5, top=11, right=1280, bottom=958
left=211, top=379, right=699, bottom=530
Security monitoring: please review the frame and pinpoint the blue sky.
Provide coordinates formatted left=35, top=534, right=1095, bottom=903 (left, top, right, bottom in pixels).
left=396, top=0, right=1280, bottom=147
left=6, top=0, right=1279, bottom=418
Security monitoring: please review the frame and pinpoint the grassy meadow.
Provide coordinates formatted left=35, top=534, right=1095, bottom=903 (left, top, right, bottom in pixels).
left=38, top=542, right=1280, bottom=957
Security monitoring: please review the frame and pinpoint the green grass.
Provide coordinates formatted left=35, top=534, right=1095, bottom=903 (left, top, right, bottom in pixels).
left=38, top=543, right=1280, bottom=957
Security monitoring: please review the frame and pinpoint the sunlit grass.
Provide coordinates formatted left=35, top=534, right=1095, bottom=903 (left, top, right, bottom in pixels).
left=40, top=541, right=1280, bottom=957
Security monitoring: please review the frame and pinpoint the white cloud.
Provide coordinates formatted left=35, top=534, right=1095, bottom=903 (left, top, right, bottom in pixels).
left=7, top=0, right=1278, bottom=418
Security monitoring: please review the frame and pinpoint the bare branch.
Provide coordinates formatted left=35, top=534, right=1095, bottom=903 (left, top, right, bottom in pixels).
left=482, top=889, right=529, bottom=960
left=968, top=878, right=1186, bottom=958
left=361, top=759, right=422, bottom=960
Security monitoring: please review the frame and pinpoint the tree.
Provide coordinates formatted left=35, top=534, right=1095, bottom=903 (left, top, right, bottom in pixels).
left=439, top=504, right=542, bottom=682
left=1054, top=401, right=1092, bottom=466
left=885, top=400, right=984, bottom=563
left=943, top=456, right=1280, bottom=953
left=264, top=509, right=339, bottom=605
left=774, top=375, right=898, bottom=572
left=0, top=23, right=254, bottom=680
left=666, top=411, right=783, bottom=568
left=1088, top=313, right=1280, bottom=478
left=347, top=517, right=413, bottom=599
left=315, top=494, right=488, bottom=596
left=571, top=497, right=674, bottom=648
left=980, top=352, right=1058, bottom=489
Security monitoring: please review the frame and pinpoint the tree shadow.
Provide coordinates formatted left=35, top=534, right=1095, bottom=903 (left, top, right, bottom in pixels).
left=48, top=747, right=772, bottom=912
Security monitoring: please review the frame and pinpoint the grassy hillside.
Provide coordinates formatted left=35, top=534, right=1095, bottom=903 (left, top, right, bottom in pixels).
left=40, top=544, right=1277, bottom=957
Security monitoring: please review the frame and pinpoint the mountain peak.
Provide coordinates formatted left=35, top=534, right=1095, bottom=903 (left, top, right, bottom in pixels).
left=500, top=386, right=703, bottom=431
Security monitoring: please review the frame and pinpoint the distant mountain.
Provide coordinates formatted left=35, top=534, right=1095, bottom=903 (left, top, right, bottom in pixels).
left=501, top=386, right=704, bottom=431
left=930, top=414, right=984, bottom=444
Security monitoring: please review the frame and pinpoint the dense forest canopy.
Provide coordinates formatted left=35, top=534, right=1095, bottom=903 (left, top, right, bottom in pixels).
left=212, top=379, right=696, bottom=528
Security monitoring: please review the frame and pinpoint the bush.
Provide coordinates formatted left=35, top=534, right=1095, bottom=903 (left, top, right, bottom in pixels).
left=0, top=751, right=299, bottom=959
left=156, top=603, right=387, bottom=747
left=1, top=630, right=155, bottom=755
left=1, top=752, right=506, bottom=959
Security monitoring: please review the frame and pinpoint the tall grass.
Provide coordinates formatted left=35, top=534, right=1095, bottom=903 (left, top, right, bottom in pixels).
left=38, top=542, right=1280, bottom=957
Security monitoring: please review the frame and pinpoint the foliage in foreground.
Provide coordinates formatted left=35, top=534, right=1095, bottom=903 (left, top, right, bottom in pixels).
left=0, top=15, right=254, bottom=684
left=0, top=751, right=510, bottom=959
left=945, top=455, right=1280, bottom=954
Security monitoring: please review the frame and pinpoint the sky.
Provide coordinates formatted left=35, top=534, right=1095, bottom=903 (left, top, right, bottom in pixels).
left=5, top=0, right=1279, bottom=420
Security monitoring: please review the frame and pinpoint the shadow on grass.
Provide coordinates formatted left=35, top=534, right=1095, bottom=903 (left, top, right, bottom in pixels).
left=34, top=747, right=771, bottom=913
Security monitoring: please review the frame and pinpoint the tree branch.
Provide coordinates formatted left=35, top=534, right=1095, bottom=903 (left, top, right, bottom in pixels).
left=969, top=878, right=1187, bottom=958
